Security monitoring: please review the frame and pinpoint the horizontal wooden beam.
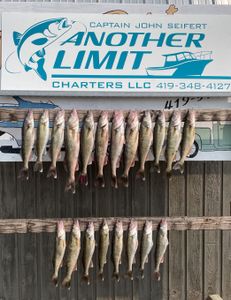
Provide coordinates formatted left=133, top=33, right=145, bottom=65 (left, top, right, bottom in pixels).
left=0, top=109, right=231, bottom=123
left=0, top=216, right=230, bottom=234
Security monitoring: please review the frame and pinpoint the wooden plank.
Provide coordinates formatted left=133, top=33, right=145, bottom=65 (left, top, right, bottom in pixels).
left=186, top=162, right=203, bottom=300
left=169, top=171, right=186, bottom=300
left=222, top=162, right=231, bottom=300
left=204, top=162, right=222, bottom=297
left=150, top=161, right=169, bottom=300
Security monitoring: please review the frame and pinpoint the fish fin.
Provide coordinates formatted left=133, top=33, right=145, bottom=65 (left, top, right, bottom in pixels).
left=24, top=65, right=31, bottom=72
left=90, top=260, right=94, bottom=268
left=95, top=175, right=105, bottom=188
left=154, top=163, right=161, bottom=174
left=154, top=271, right=161, bottom=281
left=140, top=269, right=144, bottom=279
left=65, top=178, right=76, bottom=194
left=131, top=160, right=136, bottom=167
left=79, top=174, right=88, bottom=186
left=62, top=276, right=71, bottom=290
left=34, top=161, right=43, bottom=173
left=121, top=175, right=129, bottom=187
left=37, top=48, right=46, bottom=57
left=98, top=271, right=104, bottom=282
left=63, top=159, right=68, bottom=173
left=136, top=169, right=145, bottom=181
left=32, top=38, right=48, bottom=46
left=127, top=270, right=134, bottom=280
left=111, top=176, right=118, bottom=189
left=145, top=257, right=149, bottom=263
left=119, top=259, right=122, bottom=265
left=35, top=58, right=47, bottom=81
left=51, top=275, right=59, bottom=287
left=13, top=31, right=22, bottom=46
left=82, top=275, right=91, bottom=285
left=47, top=166, right=57, bottom=179
left=18, top=167, right=29, bottom=180
left=104, top=155, right=108, bottom=166
left=113, top=272, right=120, bottom=282
left=160, top=256, right=164, bottom=264
left=133, top=256, right=136, bottom=264
left=75, top=162, right=79, bottom=172
left=173, top=161, right=184, bottom=174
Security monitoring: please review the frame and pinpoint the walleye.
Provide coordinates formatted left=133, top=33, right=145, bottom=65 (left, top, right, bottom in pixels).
left=140, top=221, right=153, bottom=279
left=110, top=111, right=125, bottom=188
left=64, top=109, right=80, bottom=193
left=174, top=110, right=196, bottom=174
left=20, top=110, right=35, bottom=180
left=113, top=220, right=123, bottom=282
left=127, top=220, right=138, bottom=280
left=98, top=219, right=110, bottom=281
left=153, top=111, right=166, bottom=173
left=34, top=110, right=49, bottom=173
left=52, top=221, right=66, bottom=287
left=165, top=111, right=182, bottom=176
left=80, top=111, right=95, bottom=186
left=47, top=110, right=65, bottom=179
left=154, top=219, right=168, bottom=281
left=95, top=112, right=109, bottom=188
left=83, top=222, right=95, bottom=285
left=136, top=111, right=153, bottom=181
left=121, top=111, right=139, bottom=187
left=62, top=220, right=81, bottom=289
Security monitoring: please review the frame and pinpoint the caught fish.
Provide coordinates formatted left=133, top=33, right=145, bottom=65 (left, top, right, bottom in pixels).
left=153, top=111, right=166, bottom=173
left=127, top=220, right=138, bottom=280
left=136, top=111, right=153, bottom=181
left=154, top=219, right=168, bottom=281
left=110, top=111, right=125, bottom=188
left=34, top=110, right=49, bottom=173
left=174, top=110, right=195, bottom=174
left=64, top=109, right=80, bottom=193
left=52, top=221, right=66, bottom=287
left=165, top=111, right=182, bottom=176
left=20, top=110, right=35, bottom=180
left=95, top=112, right=109, bottom=188
left=47, top=110, right=65, bottom=179
left=121, top=111, right=139, bottom=187
left=83, top=222, right=95, bottom=285
left=140, top=221, right=153, bottom=279
left=113, top=220, right=123, bottom=282
left=80, top=111, right=95, bottom=186
left=62, top=220, right=81, bottom=289
left=98, top=219, right=110, bottom=281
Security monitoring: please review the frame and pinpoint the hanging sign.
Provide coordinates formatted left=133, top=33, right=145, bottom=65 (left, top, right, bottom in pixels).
left=2, top=12, right=231, bottom=93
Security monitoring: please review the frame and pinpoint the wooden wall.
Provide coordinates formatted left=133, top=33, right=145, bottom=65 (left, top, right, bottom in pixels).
left=0, top=161, right=230, bottom=300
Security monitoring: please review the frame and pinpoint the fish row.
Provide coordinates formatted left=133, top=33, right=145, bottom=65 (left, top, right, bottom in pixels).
left=52, top=219, right=168, bottom=289
left=21, top=109, right=195, bottom=192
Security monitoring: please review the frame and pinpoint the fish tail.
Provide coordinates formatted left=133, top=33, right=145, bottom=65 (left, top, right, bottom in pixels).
left=82, top=274, right=91, bottom=285
left=154, top=270, right=161, bottom=281
left=34, top=161, right=43, bottom=173
left=113, top=272, right=120, bottom=282
left=95, top=174, right=105, bottom=188
left=79, top=174, right=88, bottom=186
left=173, top=160, right=184, bottom=174
left=19, top=167, right=29, bottom=180
left=62, top=276, right=71, bottom=289
left=51, top=274, right=59, bottom=287
left=140, top=268, right=144, bottom=279
left=111, top=176, right=118, bottom=188
left=121, top=174, right=129, bottom=187
left=136, top=169, right=145, bottom=181
left=127, top=270, right=134, bottom=280
left=98, top=271, right=105, bottom=281
left=154, top=162, right=161, bottom=174
left=65, top=178, right=76, bottom=194
left=47, top=166, right=57, bottom=179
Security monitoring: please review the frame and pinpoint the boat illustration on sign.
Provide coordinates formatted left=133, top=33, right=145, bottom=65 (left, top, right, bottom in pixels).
left=146, top=51, right=213, bottom=77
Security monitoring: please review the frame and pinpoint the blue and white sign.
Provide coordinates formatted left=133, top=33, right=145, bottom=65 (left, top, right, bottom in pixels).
left=2, top=13, right=231, bottom=93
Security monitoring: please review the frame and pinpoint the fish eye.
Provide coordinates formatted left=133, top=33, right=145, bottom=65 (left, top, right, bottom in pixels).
left=32, top=38, right=49, bottom=45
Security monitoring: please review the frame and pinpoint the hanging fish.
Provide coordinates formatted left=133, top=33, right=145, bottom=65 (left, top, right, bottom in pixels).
left=121, top=111, right=139, bottom=187
left=110, top=111, right=125, bottom=188
left=20, top=110, right=35, bottom=180
left=34, top=110, right=49, bottom=173
left=52, top=221, right=66, bottom=287
left=83, top=222, right=95, bottom=285
left=113, top=220, right=123, bottom=282
left=136, top=111, right=153, bottom=181
left=174, top=110, right=196, bottom=174
left=140, top=221, right=153, bottom=279
left=47, top=110, right=65, bottom=179
left=165, top=110, right=182, bottom=176
left=62, top=220, right=81, bottom=289
left=79, top=111, right=95, bottom=186
left=95, top=112, right=109, bottom=188
left=127, top=219, right=138, bottom=280
left=154, top=219, right=169, bottom=281
left=64, top=109, right=80, bottom=193
left=153, top=111, right=166, bottom=173
left=98, top=219, right=110, bottom=281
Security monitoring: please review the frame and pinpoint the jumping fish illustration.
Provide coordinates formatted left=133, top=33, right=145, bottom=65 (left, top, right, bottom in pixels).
left=11, top=18, right=74, bottom=80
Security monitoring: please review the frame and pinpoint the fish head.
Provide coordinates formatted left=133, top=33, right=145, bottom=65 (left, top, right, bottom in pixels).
left=159, top=219, right=168, bottom=232
left=112, top=111, right=124, bottom=129
left=57, top=221, right=66, bottom=239
left=85, top=111, right=94, bottom=129
left=170, top=110, right=181, bottom=127
left=129, top=219, right=138, bottom=236
left=142, top=111, right=152, bottom=128
left=55, top=109, right=65, bottom=126
left=68, top=109, right=79, bottom=128
left=40, top=110, right=49, bottom=124
left=72, top=220, right=81, bottom=239
left=102, top=219, right=109, bottom=234
left=157, top=110, right=166, bottom=126
left=24, top=110, right=34, bottom=127
left=115, top=220, right=123, bottom=235
left=187, top=110, right=195, bottom=127
left=127, top=111, right=139, bottom=128
left=99, top=111, right=109, bottom=127
left=144, top=220, right=152, bottom=234
left=86, top=222, right=95, bottom=239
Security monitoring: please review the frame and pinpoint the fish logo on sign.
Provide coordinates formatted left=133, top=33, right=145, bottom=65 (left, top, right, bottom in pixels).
left=6, top=18, right=75, bottom=81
